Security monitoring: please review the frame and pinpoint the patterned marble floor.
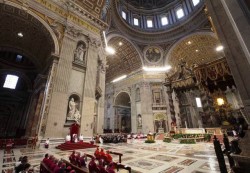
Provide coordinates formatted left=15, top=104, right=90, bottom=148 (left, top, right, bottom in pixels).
left=0, top=139, right=230, bottom=173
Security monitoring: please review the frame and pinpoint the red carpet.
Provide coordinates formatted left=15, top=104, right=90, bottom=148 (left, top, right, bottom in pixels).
left=56, top=142, right=97, bottom=151
left=155, top=134, right=165, bottom=140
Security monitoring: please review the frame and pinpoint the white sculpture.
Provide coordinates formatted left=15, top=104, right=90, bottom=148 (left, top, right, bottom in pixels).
left=68, top=98, right=76, bottom=118
left=138, top=114, right=142, bottom=127
left=66, top=134, right=71, bottom=142
left=79, top=134, right=84, bottom=141
left=74, top=44, right=86, bottom=62
left=67, top=98, right=81, bottom=123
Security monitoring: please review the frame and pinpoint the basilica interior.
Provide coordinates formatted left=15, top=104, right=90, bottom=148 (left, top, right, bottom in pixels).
left=0, top=0, right=250, bottom=173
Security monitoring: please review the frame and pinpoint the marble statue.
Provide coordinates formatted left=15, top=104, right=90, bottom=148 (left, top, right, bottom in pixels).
left=138, top=114, right=142, bottom=127
left=159, top=120, right=163, bottom=128
left=79, top=134, right=84, bottom=141
left=74, top=43, right=86, bottom=62
left=65, top=134, right=71, bottom=143
left=68, top=98, right=77, bottom=118
left=67, top=98, right=81, bottom=123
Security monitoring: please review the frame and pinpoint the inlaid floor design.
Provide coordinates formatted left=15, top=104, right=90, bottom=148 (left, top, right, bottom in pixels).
left=0, top=139, right=230, bottom=173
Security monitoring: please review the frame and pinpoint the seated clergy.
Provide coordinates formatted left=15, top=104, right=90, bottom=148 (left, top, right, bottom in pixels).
left=69, top=151, right=76, bottom=164
left=73, top=134, right=78, bottom=143
left=79, top=134, right=84, bottom=142
left=45, top=138, right=50, bottom=149
left=78, top=153, right=86, bottom=168
left=105, top=150, right=113, bottom=163
left=66, top=134, right=71, bottom=143
left=94, top=147, right=100, bottom=159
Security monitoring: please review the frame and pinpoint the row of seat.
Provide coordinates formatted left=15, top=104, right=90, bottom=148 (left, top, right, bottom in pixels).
left=0, top=138, right=28, bottom=149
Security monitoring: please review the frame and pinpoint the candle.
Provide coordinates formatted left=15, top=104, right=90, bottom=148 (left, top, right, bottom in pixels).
left=185, top=121, right=188, bottom=129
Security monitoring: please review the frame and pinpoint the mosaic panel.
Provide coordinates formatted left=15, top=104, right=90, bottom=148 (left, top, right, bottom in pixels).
left=149, top=155, right=178, bottom=162
left=178, top=159, right=197, bottom=166
left=121, top=157, right=134, bottom=162
left=159, top=166, right=184, bottom=173
left=127, top=159, right=164, bottom=170
left=199, top=162, right=220, bottom=172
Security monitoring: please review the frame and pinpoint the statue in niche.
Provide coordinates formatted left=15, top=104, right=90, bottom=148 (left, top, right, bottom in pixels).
left=136, top=88, right=140, bottom=101
left=158, top=120, right=163, bottom=128
left=138, top=114, right=142, bottom=127
left=67, top=97, right=81, bottom=123
left=74, top=43, right=86, bottom=62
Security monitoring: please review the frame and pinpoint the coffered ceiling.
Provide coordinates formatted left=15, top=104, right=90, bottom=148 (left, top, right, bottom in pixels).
left=106, top=37, right=142, bottom=83
left=72, top=0, right=106, bottom=18
left=168, top=34, right=223, bottom=68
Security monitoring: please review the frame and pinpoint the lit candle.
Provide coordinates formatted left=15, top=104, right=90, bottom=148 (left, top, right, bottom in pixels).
left=185, top=121, right=188, bottom=129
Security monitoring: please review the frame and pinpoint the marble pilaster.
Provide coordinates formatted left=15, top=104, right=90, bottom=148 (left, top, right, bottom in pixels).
left=140, top=82, right=154, bottom=133
left=80, top=43, right=98, bottom=137
left=130, top=85, right=137, bottom=133
left=96, top=58, right=106, bottom=134
left=44, top=34, right=75, bottom=137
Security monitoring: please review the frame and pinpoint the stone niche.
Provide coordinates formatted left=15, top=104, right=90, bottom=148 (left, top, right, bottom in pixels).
left=65, top=94, right=81, bottom=126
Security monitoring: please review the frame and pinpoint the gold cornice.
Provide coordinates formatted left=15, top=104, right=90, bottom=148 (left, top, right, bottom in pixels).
left=3, top=0, right=104, bottom=34
left=34, top=0, right=102, bottom=34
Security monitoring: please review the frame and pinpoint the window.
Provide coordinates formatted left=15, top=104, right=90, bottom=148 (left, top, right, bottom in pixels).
left=3, top=74, right=19, bottom=89
left=147, top=19, right=153, bottom=28
left=192, top=0, right=200, bottom=6
left=176, top=8, right=184, bottom=19
left=122, top=11, right=126, bottom=20
left=161, top=16, right=168, bottom=26
left=195, top=97, right=202, bottom=108
left=134, top=18, right=139, bottom=26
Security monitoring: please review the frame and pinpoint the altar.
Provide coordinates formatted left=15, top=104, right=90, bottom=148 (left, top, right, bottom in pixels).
left=179, top=128, right=206, bottom=134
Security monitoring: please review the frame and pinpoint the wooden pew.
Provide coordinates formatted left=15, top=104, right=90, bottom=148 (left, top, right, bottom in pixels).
left=109, top=151, right=123, bottom=163
left=62, top=159, right=89, bottom=173
left=40, top=162, right=53, bottom=173
left=115, top=163, right=132, bottom=173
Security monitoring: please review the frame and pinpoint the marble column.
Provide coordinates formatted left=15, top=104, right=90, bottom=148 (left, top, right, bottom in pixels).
left=205, top=0, right=250, bottom=124
left=164, top=78, right=176, bottom=125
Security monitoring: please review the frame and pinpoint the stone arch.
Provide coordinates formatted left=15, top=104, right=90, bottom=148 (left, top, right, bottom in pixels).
left=165, top=31, right=217, bottom=65
left=114, top=91, right=131, bottom=133
left=114, top=91, right=131, bottom=106
left=1, top=2, right=60, bottom=56
left=106, top=32, right=144, bottom=65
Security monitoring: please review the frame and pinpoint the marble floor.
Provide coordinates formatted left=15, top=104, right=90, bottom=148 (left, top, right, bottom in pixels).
left=0, top=139, right=230, bottom=173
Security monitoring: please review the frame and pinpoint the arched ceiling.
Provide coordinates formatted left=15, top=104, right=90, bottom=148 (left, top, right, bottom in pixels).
left=168, top=34, right=223, bottom=68
left=115, top=92, right=130, bottom=106
left=0, top=4, right=54, bottom=70
left=106, top=37, right=142, bottom=83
